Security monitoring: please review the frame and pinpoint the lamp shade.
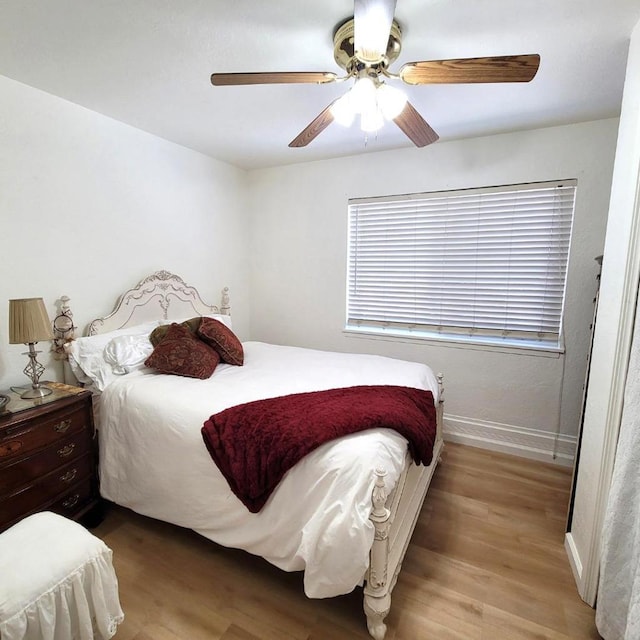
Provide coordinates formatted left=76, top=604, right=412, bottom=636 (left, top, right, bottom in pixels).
left=9, top=298, right=54, bottom=344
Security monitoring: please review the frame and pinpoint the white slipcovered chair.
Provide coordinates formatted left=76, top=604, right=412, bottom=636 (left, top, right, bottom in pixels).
left=0, top=512, right=124, bottom=640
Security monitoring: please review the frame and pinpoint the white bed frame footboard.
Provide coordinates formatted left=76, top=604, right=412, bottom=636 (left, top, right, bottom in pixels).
left=364, top=374, right=444, bottom=639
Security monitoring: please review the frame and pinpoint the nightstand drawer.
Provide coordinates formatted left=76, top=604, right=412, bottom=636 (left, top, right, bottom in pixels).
left=0, top=432, right=92, bottom=492
left=0, top=460, right=92, bottom=524
left=0, top=404, right=87, bottom=461
left=50, top=480, right=95, bottom=519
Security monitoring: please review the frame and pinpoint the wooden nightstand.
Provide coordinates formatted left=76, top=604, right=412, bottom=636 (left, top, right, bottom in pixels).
left=0, top=382, right=101, bottom=533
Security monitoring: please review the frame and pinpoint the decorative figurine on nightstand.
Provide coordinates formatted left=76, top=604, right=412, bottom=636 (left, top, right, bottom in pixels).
left=52, top=295, right=76, bottom=359
left=8, top=297, right=54, bottom=399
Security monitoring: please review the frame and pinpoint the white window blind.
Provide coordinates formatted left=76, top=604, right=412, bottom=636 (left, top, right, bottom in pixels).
left=347, top=180, right=576, bottom=350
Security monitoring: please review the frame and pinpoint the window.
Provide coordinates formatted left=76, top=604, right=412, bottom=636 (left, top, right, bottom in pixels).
left=346, top=180, right=576, bottom=351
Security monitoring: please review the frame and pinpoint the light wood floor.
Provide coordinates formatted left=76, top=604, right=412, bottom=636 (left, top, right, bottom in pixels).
left=93, top=442, right=601, bottom=640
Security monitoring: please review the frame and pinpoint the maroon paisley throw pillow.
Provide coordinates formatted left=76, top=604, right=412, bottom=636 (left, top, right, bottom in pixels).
left=149, top=316, right=202, bottom=347
left=197, top=317, right=244, bottom=366
left=145, top=322, right=220, bottom=379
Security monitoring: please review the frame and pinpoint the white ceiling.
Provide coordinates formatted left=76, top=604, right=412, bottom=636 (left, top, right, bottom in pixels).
left=1, top=1, right=639, bottom=170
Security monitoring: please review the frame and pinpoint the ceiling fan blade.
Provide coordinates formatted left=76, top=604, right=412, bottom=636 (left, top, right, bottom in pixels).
left=211, top=71, right=337, bottom=86
left=354, top=0, right=397, bottom=63
left=400, top=54, right=540, bottom=85
left=393, top=102, right=439, bottom=147
left=289, top=102, right=336, bottom=148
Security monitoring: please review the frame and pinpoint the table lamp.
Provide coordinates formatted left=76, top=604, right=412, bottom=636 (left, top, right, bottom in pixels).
left=9, top=298, right=54, bottom=399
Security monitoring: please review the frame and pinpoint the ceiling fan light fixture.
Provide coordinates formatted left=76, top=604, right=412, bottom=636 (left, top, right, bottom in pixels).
left=353, top=0, right=398, bottom=64
left=355, top=20, right=389, bottom=62
left=350, top=77, right=377, bottom=112
left=331, top=77, right=378, bottom=128
left=377, top=82, right=407, bottom=120
left=330, top=93, right=355, bottom=126
left=330, top=78, right=406, bottom=133
left=360, top=106, right=385, bottom=132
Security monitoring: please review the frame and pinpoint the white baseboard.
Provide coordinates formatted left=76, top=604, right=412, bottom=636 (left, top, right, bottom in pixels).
left=443, top=413, right=577, bottom=467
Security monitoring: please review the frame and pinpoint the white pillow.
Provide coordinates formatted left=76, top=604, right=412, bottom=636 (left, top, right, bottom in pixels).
left=103, top=335, right=154, bottom=375
left=161, top=313, right=233, bottom=330
left=64, top=321, right=160, bottom=391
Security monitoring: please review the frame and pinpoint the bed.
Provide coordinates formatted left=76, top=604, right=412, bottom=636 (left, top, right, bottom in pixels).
left=63, top=270, right=444, bottom=640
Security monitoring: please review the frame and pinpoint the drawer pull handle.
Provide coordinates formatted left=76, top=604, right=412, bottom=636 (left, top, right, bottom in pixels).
left=62, top=494, right=80, bottom=509
left=57, top=444, right=76, bottom=458
left=54, top=419, right=72, bottom=434
left=60, top=469, right=78, bottom=483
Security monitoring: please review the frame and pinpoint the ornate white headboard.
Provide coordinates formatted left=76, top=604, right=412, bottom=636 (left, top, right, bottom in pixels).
left=87, top=270, right=230, bottom=336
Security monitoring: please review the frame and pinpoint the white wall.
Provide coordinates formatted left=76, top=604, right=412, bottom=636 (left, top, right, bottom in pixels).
left=566, top=18, right=640, bottom=605
left=0, top=72, right=620, bottom=468
left=0, top=75, right=250, bottom=391
left=247, top=119, right=618, bottom=463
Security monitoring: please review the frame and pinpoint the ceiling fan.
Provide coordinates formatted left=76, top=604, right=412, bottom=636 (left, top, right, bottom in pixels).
left=210, top=0, right=540, bottom=149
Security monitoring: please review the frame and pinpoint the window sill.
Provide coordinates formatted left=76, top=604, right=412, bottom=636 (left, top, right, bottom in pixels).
left=342, top=326, right=564, bottom=358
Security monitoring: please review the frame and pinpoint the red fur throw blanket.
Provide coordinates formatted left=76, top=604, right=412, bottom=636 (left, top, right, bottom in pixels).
left=201, top=385, right=437, bottom=513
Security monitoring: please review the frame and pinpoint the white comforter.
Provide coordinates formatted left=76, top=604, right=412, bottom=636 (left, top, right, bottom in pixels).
left=98, top=341, right=438, bottom=598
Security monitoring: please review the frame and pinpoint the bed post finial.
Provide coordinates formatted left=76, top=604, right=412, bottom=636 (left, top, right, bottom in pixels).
left=437, top=372, right=444, bottom=401
left=221, top=287, right=231, bottom=316
left=364, top=468, right=392, bottom=639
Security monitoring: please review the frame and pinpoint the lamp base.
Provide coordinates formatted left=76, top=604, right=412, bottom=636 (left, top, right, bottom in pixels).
left=20, top=385, right=53, bottom=400
left=19, top=343, right=52, bottom=400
